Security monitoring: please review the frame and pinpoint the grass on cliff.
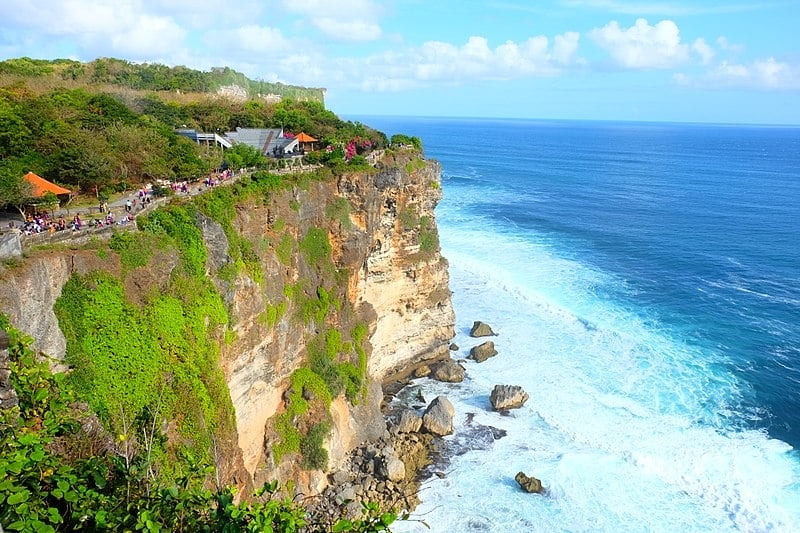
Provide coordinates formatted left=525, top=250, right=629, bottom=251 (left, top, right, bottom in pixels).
left=276, top=245, right=370, bottom=467
left=53, top=164, right=382, bottom=480
left=54, top=204, right=235, bottom=477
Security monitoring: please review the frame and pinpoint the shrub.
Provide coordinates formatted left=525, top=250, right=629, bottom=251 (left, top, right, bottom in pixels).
left=398, top=208, right=418, bottom=230
left=276, top=233, right=294, bottom=266
left=299, top=227, right=331, bottom=267
left=300, top=421, right=331, bottom=471
left=348, top=154, right=369, bottom=168
left=109, top=230, right=154, bottom=271
left=419, top=229, right=439, bottom=254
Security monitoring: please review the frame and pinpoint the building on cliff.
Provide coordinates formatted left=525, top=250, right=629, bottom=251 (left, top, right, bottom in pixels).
left=177, top=127, right=303, bottom=158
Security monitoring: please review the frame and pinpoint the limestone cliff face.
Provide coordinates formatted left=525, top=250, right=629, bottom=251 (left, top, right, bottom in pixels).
left=354, top=159, right=454, bottom=379
left=217, top=152, right=454, bottom=488
left=0, top=151, right=455, bottom=495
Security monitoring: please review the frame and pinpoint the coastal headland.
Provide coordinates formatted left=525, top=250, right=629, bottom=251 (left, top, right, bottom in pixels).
left=0, top=147, right=458, bottom=524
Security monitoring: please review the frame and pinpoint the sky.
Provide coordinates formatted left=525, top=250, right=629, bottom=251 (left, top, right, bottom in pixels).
left=1, top=0, right=799, bottom=125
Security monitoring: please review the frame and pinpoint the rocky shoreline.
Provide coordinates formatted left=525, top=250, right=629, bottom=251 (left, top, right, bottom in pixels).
left=304, top=321, right=542, bottom=526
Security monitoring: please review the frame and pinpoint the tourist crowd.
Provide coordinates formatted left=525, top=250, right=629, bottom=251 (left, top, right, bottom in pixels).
left=8, top=171, right=243, bottom=238
left=10, top=210, right=137, bottom=236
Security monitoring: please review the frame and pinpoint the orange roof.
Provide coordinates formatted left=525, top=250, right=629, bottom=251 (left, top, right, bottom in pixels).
left=23, top=172, right=72, bottom=197
left=295, top=132, right=318, bottom=142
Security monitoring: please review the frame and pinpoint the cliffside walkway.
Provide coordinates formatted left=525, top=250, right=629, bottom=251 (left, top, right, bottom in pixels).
left=1, top=163, right=324, bottom=258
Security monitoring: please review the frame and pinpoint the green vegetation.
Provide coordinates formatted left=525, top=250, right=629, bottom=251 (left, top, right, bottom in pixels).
left=301, top=421, right=332, bottom=470
left=326, top=196, right=353, bottom=229
left=390, top=134, right=423, bottom=151
left=0, top=57, right=392, bottom=215
left=274, top=320, right=368, bottom=465
left=418, top=215, right=440, bottom=255
left=399, top=208, right=419, bottom=231
left=276, top=232, right=295, bottom=266
left=0, top=315, right=397, bottom=532
left=0, top=57, right=324, bottom=102
left=54, top=203, right=236, bottom=482
left=193, top=184, right=266, bottom=283
left=272, top=367, right=333, bottom=463
left=275, top=273, right=369, bottom=463
left=404, top=157, right=427, bottom=174
left=260, top=301, right=288, bottom=329
left=108, top=230, right=155, bottom=271
left=300, top=227, right=333, bottom=268
left=351, top=323, right=370, bottom=399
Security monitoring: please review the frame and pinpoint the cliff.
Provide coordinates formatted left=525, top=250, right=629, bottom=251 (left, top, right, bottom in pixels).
left=0, top=151, right=454, bottom=497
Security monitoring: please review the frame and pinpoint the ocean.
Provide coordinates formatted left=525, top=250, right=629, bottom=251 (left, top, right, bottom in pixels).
left=353, top=116, right=800, bottom=532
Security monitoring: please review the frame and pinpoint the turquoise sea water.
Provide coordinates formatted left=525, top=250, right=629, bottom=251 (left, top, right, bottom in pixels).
left=355, top=117, right=800, bottom=532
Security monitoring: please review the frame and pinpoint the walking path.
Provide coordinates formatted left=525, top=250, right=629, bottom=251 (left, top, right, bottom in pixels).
left=1, top=163, right=324, bottom=251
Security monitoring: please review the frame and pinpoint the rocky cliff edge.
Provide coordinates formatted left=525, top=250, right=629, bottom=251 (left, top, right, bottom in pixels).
left=0, top=150, right=455, bottom=498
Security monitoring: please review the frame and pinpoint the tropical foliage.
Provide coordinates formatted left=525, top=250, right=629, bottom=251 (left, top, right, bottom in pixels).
left=0, top=58, right=390, bottom=211
left=0, top=315, right=397, bottom=532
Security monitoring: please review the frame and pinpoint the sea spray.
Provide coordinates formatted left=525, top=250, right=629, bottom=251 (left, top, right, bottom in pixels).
left=355, top=117, right=800, bottom=532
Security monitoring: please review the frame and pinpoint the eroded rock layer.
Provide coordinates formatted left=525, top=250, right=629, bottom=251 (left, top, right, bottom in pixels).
left=0, top=151, right=455, bottom=499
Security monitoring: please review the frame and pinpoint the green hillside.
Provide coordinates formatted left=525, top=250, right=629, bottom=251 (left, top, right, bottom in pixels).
left=0, top=57, right=391, bottom=210
left=0, top=57, right=325, bottom=102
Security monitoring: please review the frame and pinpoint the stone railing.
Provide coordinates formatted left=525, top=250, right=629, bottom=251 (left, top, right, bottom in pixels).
left=18, top=195, right=170, bottom=251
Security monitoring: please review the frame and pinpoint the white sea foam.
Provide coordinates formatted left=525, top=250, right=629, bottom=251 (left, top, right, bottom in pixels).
left=393, top=210, right=800, bottom=533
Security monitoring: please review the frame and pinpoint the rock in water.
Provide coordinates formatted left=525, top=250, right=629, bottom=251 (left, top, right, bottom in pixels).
left=422, top=396, right=455, bottom=436
left=469, top=341, right=498, bottom=363
left=433, top=359, right=466, bottom=383
left=470, top=321, right=496, bottom=337
left=515, top=472, right=545, bottom=494
left=489, top=385, right=529, bottom=410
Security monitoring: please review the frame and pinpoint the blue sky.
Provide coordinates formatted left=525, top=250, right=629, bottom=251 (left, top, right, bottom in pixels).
left=1, top=0, right=798, bottom=124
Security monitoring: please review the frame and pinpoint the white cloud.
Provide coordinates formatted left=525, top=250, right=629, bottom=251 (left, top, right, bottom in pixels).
left=553, top=32, right=582, bottom=64
left=206, top=25, right=291, bottom=55
left=105, top=15, right=186, bottom=58
left=692, top=38, right=714, bottom=65
left=719, top=57, right=799, bottom=89
left=281, top=32, right=583, bottom=93
left=312, top=18, right=382, bottom=42
left=716, top=36, right=745, bottom=54
left=678, top=57, right=800, bottom=90
left=278, top=54, right=326, bottom=84
left=281, top=0, right=383, bottom=42
left=589, top=18, right=689, bottom=69
left=0, top=0, right=190, bottom=61
left=394, top=33, right=581, bottom=86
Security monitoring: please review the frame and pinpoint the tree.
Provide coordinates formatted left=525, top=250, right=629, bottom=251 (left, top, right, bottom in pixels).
left=224, top=142, right=266, bottom=170
left=168, top=136, right=209, bottom=180
left=46, top=131, right=114, bottom=192
left=0, top=98, right=32, bottom=156
left=0, top=157, right=35, bottom=218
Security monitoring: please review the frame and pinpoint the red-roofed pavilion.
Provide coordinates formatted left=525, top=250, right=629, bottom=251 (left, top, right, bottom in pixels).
left=23, top=172, right=72, bottom=197
left=295, top=132, right=318, bottom=152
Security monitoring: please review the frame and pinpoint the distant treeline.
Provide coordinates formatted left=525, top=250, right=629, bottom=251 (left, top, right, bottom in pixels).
left=0, top=57, right=325, bottom=102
